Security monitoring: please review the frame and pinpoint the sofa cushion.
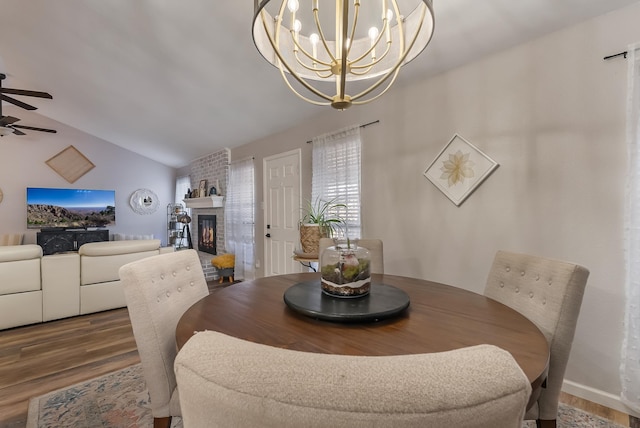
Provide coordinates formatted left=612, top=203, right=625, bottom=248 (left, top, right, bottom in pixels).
left=0, top=290, right=43, bottom=329
left=112, top=233, right=155, bottom=241
left=0, top=258, right=42, bottom=294
left=79, top=239, right=161, bottom=257
left=0, top=244, right=42, bottom=262
left=81, top=250, right=160, bottom=285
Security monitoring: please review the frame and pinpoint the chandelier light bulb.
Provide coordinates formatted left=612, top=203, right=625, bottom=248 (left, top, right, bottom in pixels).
left=287, top=0, right=299, bottom=13
left=368, top=27, right=379, bottom=42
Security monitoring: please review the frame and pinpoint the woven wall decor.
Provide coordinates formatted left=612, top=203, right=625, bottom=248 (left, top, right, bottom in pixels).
left=45, top=145, right=95, bottom=183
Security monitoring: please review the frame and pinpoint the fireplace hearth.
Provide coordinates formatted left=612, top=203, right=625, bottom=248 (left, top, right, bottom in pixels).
left=197, top=215, right=217, bottom=255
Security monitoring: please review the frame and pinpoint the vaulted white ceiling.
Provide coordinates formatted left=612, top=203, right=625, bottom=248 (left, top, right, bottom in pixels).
left=0, top=1, right=637, bottom=167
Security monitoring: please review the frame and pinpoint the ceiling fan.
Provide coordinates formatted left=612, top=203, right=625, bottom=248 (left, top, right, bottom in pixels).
left=0, top=72, right=57, bottom=136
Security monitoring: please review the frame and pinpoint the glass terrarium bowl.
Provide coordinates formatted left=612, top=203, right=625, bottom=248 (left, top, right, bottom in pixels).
left=320, top=239, right=371, bottom=298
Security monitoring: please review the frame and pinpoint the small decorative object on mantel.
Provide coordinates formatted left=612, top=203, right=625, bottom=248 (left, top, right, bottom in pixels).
left=423, top=134, right=499, bottom=206
left=198, top=180, right=207, bottom=198
left=129, top=188, right=159, bottom=215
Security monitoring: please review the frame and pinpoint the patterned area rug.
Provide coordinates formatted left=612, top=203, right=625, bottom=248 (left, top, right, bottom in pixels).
left=27, top=364, right=626, bottom=428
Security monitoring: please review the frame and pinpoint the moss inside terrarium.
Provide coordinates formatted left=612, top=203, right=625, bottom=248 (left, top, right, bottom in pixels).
left=321, top=258, right=371, bottom=284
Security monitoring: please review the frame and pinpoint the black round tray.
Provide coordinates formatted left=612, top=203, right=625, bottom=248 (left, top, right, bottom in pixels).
left=283, top=280, right=410, bottom=323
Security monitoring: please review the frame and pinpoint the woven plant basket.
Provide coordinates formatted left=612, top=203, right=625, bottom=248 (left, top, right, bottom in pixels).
left=299, top=224, right=325, bottom=255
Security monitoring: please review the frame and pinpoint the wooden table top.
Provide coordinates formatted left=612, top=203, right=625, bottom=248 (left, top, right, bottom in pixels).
left=176, top=272, right=549, bottom=406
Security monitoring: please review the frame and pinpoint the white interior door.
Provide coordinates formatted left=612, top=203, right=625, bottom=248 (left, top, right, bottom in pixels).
left=263, top=149, right=302, bottom=276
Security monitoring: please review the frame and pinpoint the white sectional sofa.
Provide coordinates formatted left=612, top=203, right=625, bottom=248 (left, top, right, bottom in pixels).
left=0, top=245, right=44, bottom=329
left=0, top=239, right=173, bottom=330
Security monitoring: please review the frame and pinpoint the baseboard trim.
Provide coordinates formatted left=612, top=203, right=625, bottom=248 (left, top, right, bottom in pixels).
left=563, top=380, right=640, bottom=418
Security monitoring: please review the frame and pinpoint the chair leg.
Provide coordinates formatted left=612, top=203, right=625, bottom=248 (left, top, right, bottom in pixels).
left=536, top=419, right=556, bottom=428
left=154, top=416, right=172, bottom=428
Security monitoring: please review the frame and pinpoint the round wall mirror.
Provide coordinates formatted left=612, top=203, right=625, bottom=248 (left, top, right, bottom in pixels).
left=129, top=188, right=159, bottom=215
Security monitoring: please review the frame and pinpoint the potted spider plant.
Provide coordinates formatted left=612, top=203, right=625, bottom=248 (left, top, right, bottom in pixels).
left=299, top=197, right=346, bottom=256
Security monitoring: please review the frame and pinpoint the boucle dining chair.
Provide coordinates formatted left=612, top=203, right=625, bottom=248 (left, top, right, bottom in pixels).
left=484, top=250, right=589, bottom=428
left=174, top=330, right=531, bottom=428
left=319, top=238, right=384, bottom=274
left=119, top=249, right=210, bottom=428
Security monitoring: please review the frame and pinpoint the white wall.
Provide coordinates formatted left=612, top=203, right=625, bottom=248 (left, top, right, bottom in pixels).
left=0, top=108, right=176, bottom=245
left=231, top=2, right=640, bottom=415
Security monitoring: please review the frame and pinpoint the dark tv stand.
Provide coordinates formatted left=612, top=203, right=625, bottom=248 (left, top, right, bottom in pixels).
left=37, top=229, right=109, bottom=255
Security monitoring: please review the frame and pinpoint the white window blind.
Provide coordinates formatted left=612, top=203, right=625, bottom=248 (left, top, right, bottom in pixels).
left=311, top=125, right=361, bottom=239
left=225, top=158, right=255, bottom=280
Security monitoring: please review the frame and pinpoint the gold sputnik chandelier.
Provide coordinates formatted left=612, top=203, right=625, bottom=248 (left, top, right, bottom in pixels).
left=252, top=0, right=435, bottom=110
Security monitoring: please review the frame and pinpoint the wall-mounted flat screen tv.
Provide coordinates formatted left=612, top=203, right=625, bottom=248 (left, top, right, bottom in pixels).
left=27, top=187, right=116, bottom=229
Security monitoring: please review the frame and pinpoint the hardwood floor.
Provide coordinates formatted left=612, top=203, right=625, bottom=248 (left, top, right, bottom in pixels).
left=0, top=280, right=633, bottom=428
left=0, top=308, right=140, bottom=428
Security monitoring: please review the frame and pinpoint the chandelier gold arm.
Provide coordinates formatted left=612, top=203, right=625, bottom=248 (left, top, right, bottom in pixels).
left=338, top=0, right=349, bottom=100
left=352, top=66, right=401, bottom=106
left=278, top=64, right=332, bottom=106
left=349, top=17, right=390, bottom=67
left=350, top=40, right=392, bottom=72
left=351, top=7, right=427, bottom=102
left=313, top=6, right=337, bottom=65
left=346, top=0, right=360, bottom=61
left=261, top=10, right=333, bottom=102
left=292, top=47, right=333, bottom=73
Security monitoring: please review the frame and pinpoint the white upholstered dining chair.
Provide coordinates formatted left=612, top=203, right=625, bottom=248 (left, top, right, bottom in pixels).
left=119, top=249, right=210, bottom=428
left=319, top=238, right=384, bottom=274
left=175, top=330, right=530, bottom=428
left=484, top=250, right=589, bottom=428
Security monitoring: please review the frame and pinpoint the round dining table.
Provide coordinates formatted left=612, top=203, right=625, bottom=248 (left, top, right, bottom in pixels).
left=176, top=272, right=549, bottom=410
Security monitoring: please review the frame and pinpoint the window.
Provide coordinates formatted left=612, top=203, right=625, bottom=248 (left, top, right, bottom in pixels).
left=311, top=125, right=361, bottom=239
left=175, top=175, right=191, bottom=205
left=225, top=158, right=255, bottom=280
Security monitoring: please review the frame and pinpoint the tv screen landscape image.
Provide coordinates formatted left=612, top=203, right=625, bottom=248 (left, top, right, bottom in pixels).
left=27, top=187, right=116, bottom=230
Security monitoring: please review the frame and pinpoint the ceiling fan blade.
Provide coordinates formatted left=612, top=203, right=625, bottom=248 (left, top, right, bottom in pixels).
left=12, top=124, right=57, bottom=133
left=0, top=94, right=37, bottom=110
left=0, top=88, right=53, bottom=99
left=0, top=116, right=20, bottom=126
left=11, top=128, right=26, bottom=136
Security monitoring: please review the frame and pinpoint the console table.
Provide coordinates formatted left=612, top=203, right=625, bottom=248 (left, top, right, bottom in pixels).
left=37, top=229, right=109, bottom=255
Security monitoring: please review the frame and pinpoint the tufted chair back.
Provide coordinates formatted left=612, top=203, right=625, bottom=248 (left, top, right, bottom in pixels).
left=484, top=250, right=589, bottom=425
left=0, top=233, right=24, bottom=246
left=119, top=249, right=209, bottom=428
left=175, top=330, right=531, bottom=428
left=319, top=238, right=384, bottom=274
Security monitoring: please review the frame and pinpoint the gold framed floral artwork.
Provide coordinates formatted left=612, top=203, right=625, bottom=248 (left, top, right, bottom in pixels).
left=423, top=134, right=499, bottom=206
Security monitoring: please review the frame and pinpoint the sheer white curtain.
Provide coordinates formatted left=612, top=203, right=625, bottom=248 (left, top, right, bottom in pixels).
left=623, top=42, right=640, bottom=413
left=225, top=158, right=255, bottom=280
left=175, top=175, right=191, bottom=205
left=312, top=125, right=361, bottom=239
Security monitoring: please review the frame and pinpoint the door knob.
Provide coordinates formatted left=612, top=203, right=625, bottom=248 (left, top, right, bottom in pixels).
left=265, top=233, right=271, bottom=238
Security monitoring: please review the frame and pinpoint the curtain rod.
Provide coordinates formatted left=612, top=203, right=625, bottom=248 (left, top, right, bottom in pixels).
left=604, top=51, right=628, bottom=61
left=228, top=156, right=255, bottom=165
left=306, top=120, right=380, bottom=144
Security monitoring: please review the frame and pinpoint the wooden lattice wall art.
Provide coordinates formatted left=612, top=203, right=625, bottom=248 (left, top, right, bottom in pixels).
left=45, top=145, right=95, bottom=183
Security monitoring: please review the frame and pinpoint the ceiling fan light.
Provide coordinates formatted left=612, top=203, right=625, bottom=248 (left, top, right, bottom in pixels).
left=0, top=126, right=14, bottom=137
